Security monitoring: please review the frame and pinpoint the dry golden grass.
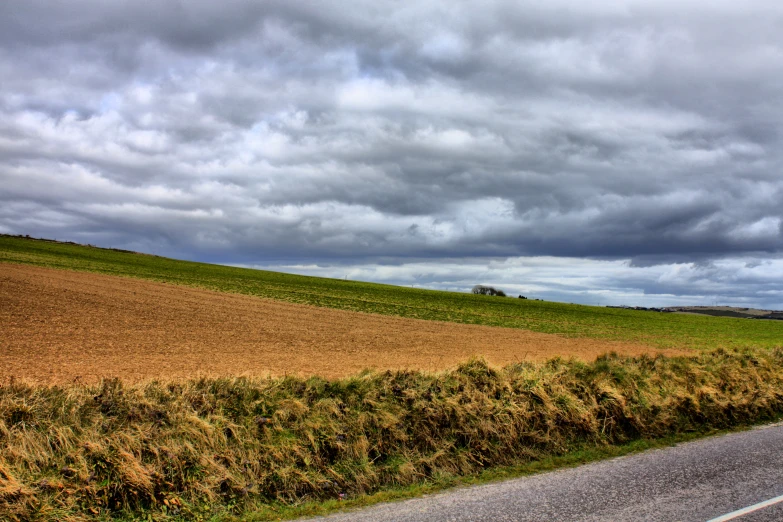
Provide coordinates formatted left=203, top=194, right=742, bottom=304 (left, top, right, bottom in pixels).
left=1, top=350, right=783, bottom=521
left=0, top=264, right=679, bottom=384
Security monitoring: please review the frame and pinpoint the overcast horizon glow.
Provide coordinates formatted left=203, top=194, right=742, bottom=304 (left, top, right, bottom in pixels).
left=2, top=1, right=782, bottom=308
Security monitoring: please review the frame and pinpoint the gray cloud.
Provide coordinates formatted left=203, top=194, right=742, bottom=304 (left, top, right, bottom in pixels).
left=2, top=0, right=783, bottom=306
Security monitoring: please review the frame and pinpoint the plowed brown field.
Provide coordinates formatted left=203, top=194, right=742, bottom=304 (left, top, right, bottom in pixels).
left=0, top=264, right=677, bottom=384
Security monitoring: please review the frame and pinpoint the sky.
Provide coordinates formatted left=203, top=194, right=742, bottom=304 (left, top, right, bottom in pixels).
left=1, top=0, right=782, bottom=308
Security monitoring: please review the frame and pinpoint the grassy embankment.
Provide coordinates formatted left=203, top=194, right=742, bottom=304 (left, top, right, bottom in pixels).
left=3, top=352, right=783, bottom=521
left=2, top=235, right=783, bottom=520
left=2, top=234, right=782, bottom=350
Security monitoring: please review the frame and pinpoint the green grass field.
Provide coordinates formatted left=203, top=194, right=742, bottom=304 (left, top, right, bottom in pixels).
left=2, top=234, right=782, bottom=351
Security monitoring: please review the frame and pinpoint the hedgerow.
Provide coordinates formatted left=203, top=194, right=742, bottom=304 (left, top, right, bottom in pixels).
left=2, top=348, right=783, bottom=520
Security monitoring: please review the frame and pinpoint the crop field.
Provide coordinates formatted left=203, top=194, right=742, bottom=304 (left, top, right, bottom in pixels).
left=3, top=235, right=783, bottom=521
left=0, top=264, right=672, bottom=384
left=2, top=235, right=783, bottom=352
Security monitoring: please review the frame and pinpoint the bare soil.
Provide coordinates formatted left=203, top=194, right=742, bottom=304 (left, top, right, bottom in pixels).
left=0, top=264, right=678, bottom=384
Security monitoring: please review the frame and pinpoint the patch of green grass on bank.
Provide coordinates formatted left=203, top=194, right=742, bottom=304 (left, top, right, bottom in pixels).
left=2, top=234, right=783, bottom=350
left=3, top=349, right=783, bottom=521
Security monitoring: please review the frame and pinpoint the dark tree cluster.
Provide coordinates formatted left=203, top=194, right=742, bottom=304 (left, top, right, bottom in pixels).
left=471, top=285, right=506, bottom=297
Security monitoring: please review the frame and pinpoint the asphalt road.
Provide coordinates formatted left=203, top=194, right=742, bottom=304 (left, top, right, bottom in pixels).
left=304, top=423, right=783, bottom=522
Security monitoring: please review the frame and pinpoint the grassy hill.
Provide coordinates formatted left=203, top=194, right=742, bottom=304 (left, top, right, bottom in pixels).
left=2, top=234, right=782, bottom=351
left=4, top=234, right=783, bottom=521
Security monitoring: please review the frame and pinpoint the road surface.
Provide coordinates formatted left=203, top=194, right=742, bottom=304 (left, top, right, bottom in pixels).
left=304, top=423, right=783, bottom=521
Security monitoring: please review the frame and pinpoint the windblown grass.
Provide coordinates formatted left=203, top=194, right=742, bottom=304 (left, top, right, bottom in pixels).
left=2, top=348, right=783, bottom=521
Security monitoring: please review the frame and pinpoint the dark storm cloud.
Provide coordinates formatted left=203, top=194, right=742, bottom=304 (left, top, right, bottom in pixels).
left=2, top=0, right=783, bottom=306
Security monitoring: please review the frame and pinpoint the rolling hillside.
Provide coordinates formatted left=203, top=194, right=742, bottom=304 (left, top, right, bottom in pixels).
left=2, top=234, right=782, bottom=351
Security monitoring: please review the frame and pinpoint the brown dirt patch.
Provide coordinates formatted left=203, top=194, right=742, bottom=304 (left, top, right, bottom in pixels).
left=1, top=264, right=678, bottom=384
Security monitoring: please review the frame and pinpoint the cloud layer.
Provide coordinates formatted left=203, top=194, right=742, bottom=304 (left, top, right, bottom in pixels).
left=256, top=255, right=783, bottom=309
left=2, top=1, right=782, bottom=306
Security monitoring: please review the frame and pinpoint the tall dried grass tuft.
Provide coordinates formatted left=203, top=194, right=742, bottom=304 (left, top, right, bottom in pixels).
left=2, top=348, right=783, bottom=520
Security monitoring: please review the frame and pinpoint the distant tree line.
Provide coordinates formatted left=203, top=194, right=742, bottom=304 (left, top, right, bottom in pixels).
left=471, top=285, right=506, bottom=297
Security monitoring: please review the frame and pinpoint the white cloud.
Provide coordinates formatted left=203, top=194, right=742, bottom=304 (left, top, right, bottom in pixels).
left=1, top=0, right=783, bottom=307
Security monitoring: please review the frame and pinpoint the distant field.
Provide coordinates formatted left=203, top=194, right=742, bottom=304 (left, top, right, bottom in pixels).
left=2, top=234, right=783, bottom=350
left=1, top=264, right=670, bottom=384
